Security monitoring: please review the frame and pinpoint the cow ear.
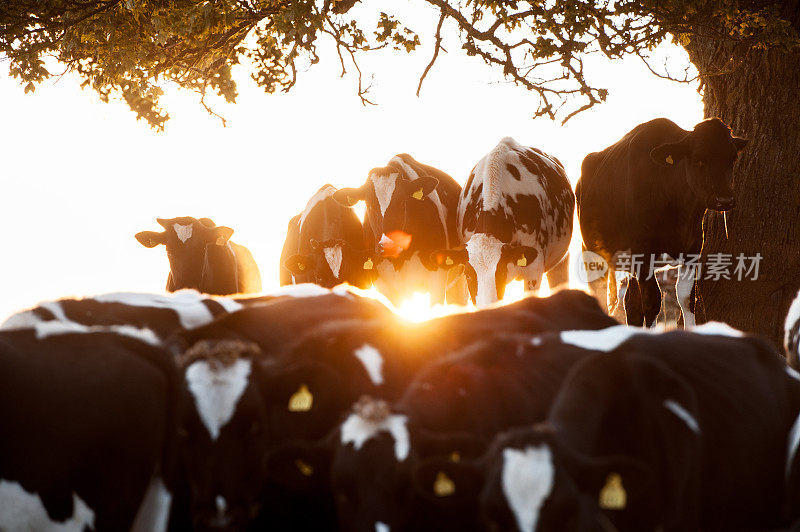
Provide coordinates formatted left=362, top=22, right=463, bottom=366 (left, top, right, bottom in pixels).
left=283, top=255, right=313, bottom=276
left=431, top=249, right=468, bottom=269
left=650, top=141, right=690, bottom=167
left=135, top=231, right=166, bottom=248
left=733, top=137, right=749, bottom=152
left=214, top=226, right=234, bottom=246
left=333, top=187, right=366, bottom=207
left=199, top=217, right=215, bottom=228
left=408, top=176, right=440, bottom=200
left=504, top=245, right=538, bottom=268
left=412, top=458, right=484, bottom=505
left=265, top=441, right=333, bottom=490
left=156, top=218, right=171, bottom=229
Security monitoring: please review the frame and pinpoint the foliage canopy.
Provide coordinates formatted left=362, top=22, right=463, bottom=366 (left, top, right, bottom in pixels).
left=2, top=0, right=797, bottom=129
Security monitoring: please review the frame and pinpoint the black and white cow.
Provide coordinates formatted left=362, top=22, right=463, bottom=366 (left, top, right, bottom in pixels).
left=0, top=324, right=178, bottom=531
left=0, top=290, right=243, bottom=341
left=333, top=154, right=464, bottom=305
left=172, top=287, right=395, bottom=357
left=431, top=324, right=800, bottom=531
left=280, top=184, right=375, bottom=289
left=136, top=216, right=262, bottom=295
left=434, top=137, right=574, bottom=307
left=577, top=117, right=749, bottom=327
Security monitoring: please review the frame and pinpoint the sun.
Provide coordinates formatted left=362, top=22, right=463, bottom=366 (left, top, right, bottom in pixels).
left=352, top=277, right=552, bottom=323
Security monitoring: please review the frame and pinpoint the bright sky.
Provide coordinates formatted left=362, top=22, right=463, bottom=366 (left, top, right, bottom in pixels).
left=0, top=4, right=703, bottom=321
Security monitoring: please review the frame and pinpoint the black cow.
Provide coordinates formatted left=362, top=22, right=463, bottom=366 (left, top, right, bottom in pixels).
left=577, top=118, right=748, bottom=327
left=0, top=290, right=242, bottom=341
left=333, top=154, right=465, bottom=305
left=0, top=325, right=178, bottom=531
left=431, top=324, right=800, bottom=531
left=167, top=339, right=274, bottom=531
left=434, top=137, right=574, bottom=307
left=280, top=184, right=375, bottom=289
left=136, top=216, right=262, bottom=295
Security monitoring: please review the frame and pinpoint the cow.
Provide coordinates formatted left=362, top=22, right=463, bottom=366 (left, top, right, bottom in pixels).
left=280, top=184, right=375, bottom=289
left=0, top=324, right=179, bottom=531
left=432, top=137, right=574, bottom=307
left=577, top=117, right=749, bottom=327
left=333, top=154, right=465, bottom=305
left=171, top=287, right=395, bottom=357
left=427, top=324, right=800, bottom=531
left=136, top=216, right=262, bottom=295
left=0, top=290, right=242, bottom=341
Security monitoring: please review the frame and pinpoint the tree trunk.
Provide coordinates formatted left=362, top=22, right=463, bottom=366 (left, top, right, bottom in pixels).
left=683, top=39, right=800, bottom=349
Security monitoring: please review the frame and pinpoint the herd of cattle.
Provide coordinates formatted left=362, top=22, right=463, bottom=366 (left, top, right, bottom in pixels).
left=4, top=285, right=800, bottom=531
left=133, top=117, right=748, bottom=327
left=4, top=116, right=788, bottom=532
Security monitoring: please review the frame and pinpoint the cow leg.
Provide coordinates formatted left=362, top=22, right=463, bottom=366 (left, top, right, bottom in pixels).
left=676, top=264, right=697, bottom=328
left=545, top=253, right=570, bottom=293
left=639, top=275, right=662, bottom=328
left=582, top=244, right=610, bottom=313
left=622, top=276, right=645, bottom=326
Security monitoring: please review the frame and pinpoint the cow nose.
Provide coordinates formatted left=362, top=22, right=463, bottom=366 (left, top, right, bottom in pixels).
left=713, top=195, right=736, bottom=211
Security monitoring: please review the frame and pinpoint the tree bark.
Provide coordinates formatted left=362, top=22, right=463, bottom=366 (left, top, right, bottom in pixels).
left=683, top=39, right=800, bottom=349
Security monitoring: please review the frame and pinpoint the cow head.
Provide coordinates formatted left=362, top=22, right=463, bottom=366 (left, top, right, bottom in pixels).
left=177, top=340, right=270, bottom=531
left=135, top=217, right=234, bottom=291
left=649, top=118, right=748, bottom=212
left=283, top=238, right=377, bottom=289
left=333, top=161, right=440, bottom=256
left=432, top=234, right=539, bottom=307
left=479, top=426, right=656, bottom=532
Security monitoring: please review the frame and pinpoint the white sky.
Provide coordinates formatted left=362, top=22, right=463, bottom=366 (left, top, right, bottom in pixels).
left=0, top=4, right=703, bottom=320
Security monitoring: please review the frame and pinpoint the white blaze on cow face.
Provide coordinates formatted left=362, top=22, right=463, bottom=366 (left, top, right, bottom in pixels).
left=502, top=445, right=555, bottom=532
left=466, top=233, right=505, bottom=307
left=340, top=411, right=410, bottom=462
left=324, top=245, right=344, bottom=279
left=353, top=344, right=384, bottom=386
left=663, top=400, right=700, bottom=434
left=173, top=223, right=194, bottom=243
left=371, top=172, right=398, bottom=217
left=0, top=480, right=95, bottom=532
left=186, top=359, right=252, bottom=441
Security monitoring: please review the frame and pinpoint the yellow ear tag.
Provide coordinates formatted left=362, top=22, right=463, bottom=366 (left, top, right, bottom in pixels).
left=433, top=471, right=455, bottom=497
left=288, top=384, right=313, bottom=412
left=412, top=188, right=424, bottom=200
left=363, top=258, right=374, bottom=270
left=665, top=155, right=674, bottom=165
left=445, top=257, right=454, bottom=266
left=297, top=262, right=306, bottom=271
left=516, top=255, right=528, bottom=267
left=216, top=236, right=226, bottom=246
left=599, top=473, right=626, bottom=510
left=449, top=451, right=460, bottom=463
left=295, top=459, right=314, bottom=477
